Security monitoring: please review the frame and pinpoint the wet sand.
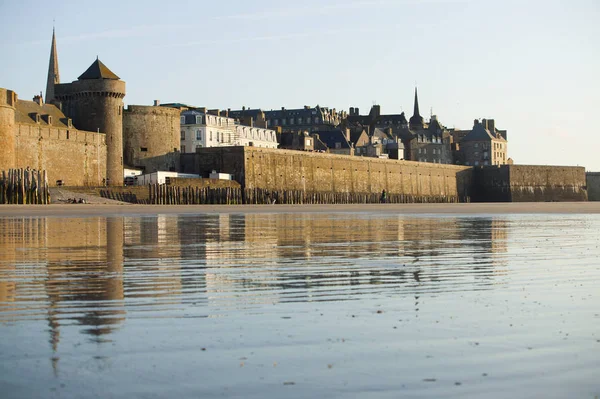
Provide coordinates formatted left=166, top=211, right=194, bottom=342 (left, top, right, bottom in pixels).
left=1, top=202, right=600, bottom=217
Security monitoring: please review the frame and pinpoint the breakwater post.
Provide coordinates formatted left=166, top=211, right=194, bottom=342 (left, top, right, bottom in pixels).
left=0, top=169, right=50, bottom=204
left=148, top=184, right=468, bottom=205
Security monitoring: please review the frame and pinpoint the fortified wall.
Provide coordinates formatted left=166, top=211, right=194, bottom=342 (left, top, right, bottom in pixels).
left=473, top=165, right=587, bottom=202
left=1, top=87, right=107, bottom=186
left=123, top=105, right=181, bottom=173
left=182, top=147, right=473, bottom=200
left=586, top=172, right=600, bottom=201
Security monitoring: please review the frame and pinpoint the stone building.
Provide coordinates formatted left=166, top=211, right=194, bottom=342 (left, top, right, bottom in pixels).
left=229, top=105, right=346, bottom=133
left=53, top=58, right=125, bottom=186
left=122, top=103, right=181, bottom=173
left=347, top=89, right=453, bottom=164
left=395, top=89, right=454, bottom=164
left=457, top=119, right=508, bottom=166
left=279, top=130, right=315, bottom=151
left=311, top=129, right=354, bottom=156
left=180, top=108, right=278, bottom=152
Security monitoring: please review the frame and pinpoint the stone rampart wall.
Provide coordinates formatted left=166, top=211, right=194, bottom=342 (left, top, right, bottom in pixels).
left=14, top=124, right=106, bottom=186
left=474, top=165, right=587, bottom=202
left=585, top=172, right=600, bottom=201
left=183, top=147, right=473, bottom=199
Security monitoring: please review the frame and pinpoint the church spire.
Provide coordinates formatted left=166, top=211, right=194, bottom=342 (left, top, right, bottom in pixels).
left=409, top=87, right=424, bottom=129
left=413, top=87, right=421, bottom=118
left=45, top=26, right=60, bottom=103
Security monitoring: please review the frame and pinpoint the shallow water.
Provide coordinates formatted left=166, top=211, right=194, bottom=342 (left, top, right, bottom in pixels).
left=0, top=213, right=599, bottom=398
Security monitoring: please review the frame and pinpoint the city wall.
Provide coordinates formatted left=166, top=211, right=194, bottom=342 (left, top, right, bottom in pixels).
left=13, top=124, right=107, bottom=186
left=473, top=165, right=587, bottom=202
left=586, top=172, right=600, bottom=201
left=182, top=147, right=473, bottom=199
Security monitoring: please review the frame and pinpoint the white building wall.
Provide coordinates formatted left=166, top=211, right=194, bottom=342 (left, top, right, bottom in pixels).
left=180, top=112, right=278, bottom=152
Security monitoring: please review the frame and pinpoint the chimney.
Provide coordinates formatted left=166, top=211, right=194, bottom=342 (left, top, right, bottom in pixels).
left=33, top=94, right=43, bottom=106
left=154, top=100, right=160, bottom=106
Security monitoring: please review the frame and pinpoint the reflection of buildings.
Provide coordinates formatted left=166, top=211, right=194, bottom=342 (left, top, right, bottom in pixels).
left=0, top=217, right=125, bottom=375
left=167, top=214, right=509, bottom=306
left=123, top=216, right=182, bottom=302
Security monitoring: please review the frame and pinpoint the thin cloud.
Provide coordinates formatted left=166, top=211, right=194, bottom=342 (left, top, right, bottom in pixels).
left=158, top=26, right=392, bottom=49
left=214, top=0, right=397, bottom=20
left=21, top=24, right=182, bottom=46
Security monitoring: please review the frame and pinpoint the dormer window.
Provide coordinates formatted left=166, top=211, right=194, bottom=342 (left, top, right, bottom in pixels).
left=180, top=116, right=186, bottom=124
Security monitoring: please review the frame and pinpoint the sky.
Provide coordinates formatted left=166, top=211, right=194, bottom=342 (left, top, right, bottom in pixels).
left=1, top=0, right=599, bottom=170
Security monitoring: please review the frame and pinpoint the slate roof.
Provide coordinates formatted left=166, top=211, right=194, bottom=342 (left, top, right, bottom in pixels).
left=14, top=100, right=69, bottom=128
left=78, top=58, right=120, bottom=80
left=462, top=122, right=506, bottom=142
left=349, top=129, right=368, bottom=146
left=312, top=130, right=351, bottom=150
left=371, top=128, right=393, bottom=140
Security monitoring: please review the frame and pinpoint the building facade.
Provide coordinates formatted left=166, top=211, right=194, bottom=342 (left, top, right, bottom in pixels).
left=180, top=109, right=278, bottom=153
left=457, top=119, right=508, bottom=166
left=229, top=105, right=346, bottom=133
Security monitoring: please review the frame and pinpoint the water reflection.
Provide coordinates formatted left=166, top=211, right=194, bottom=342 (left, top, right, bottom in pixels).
left=0, top=214, right=509, bottom=330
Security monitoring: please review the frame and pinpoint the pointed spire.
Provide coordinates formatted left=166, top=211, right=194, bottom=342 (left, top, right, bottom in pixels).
left=413, top=87, right=421, bottom=118
left=409, top=87, right=424, bottom=129
left=45, top=27, right=60, bottom=103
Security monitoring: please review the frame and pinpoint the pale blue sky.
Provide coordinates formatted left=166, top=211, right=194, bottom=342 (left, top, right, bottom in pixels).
left=1, top=0, right=598, bottom=170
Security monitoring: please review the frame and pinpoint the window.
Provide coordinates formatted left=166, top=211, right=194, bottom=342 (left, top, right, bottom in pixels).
left=180, top=131, right=185, bottom=140
left=196, top=115, right=202, bottom=124
left=210, top=131, right=213, bottom=141
left=335, top=142, right=341, bottom=149
left=196, top=129, right=202, bottom=140
left=314, top=117, right=319, bottom=124
left=181, top=145, right=186, bottom=153
left=418, top=148, right=422, bottom=154
left=180, top=116, right=185, bottom=124
left=290, top=118, right=294, bottom=125
left=274, top=119, right=279, bottom=125
left=474, top=143, right=479, bottom=148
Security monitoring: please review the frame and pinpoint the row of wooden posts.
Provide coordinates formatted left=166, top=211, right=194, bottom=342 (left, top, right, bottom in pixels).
left=0, top=169, right=50, bottom=204
left=148, top=184, right=468, bottom=205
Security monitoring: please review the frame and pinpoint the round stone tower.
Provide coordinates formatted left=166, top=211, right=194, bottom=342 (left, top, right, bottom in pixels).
left=123, top=105, right=181, bottom=172
left=55, top=59, right=125, bottom=186
left=0, top=88, right=17, bottom=171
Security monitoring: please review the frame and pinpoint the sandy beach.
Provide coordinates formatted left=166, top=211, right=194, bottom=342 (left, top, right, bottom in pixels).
left=1, top=202, right=600, bottom=217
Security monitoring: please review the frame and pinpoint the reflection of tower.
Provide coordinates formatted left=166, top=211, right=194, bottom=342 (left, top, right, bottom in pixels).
left=54, top=59, right=126, bottom=186
left=106, top=217, right=125, bottom=301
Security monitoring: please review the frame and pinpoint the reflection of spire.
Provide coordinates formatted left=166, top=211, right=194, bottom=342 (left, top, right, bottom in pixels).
left=45, top=27, right=60, bottom=103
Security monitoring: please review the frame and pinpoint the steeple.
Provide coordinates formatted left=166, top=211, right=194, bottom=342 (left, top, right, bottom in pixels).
left=413, top=87, right=420, bottom=117
left=45, top=27, right=60, bottom=103
left=409, top=87, right=424, bottom=129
